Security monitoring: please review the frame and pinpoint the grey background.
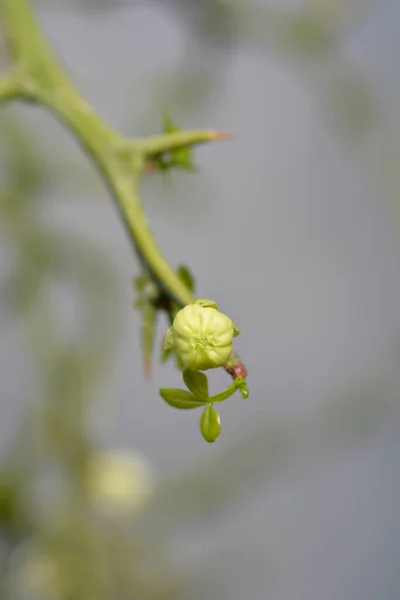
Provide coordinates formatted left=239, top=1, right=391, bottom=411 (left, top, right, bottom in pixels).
left=2, top=1, right=400, bottom=599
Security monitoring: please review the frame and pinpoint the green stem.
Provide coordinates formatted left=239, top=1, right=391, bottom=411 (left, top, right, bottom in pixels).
left=0, top=69, right=23, bottom=103
left=210, top=381, right=239, bottom=404
left=0, top=0, right=194, bottom=306
left=0, top=0, right=64, bottom=87
left=0, top=0, right=247, bottom=378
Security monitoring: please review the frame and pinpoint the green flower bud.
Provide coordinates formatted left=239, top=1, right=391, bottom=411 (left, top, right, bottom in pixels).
left=164, top=299, right=240, bottom=371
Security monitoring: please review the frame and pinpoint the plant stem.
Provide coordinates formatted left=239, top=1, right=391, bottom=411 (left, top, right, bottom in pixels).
left=0, top=0, right=247, bottom=381
left=210, top=382, right=239, bottom=404
left=0, top=0, right=194, bottom=306
left=0, top=69, right=23, bottom=103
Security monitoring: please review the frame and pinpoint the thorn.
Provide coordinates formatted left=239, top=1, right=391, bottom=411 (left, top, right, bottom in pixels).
left=212, top=131, right=233, bottom=141
left=144, top=356, right=152, bottom=381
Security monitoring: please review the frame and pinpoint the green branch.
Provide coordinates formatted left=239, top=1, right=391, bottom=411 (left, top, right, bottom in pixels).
left=0, top=0, right=248, bottom=389
left=0, top=0, right=197, bottom=305
left=0, top=69, right=24, bottom=103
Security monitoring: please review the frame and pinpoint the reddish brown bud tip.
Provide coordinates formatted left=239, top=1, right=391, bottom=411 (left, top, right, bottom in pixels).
left=226, top=362, right=247, bottom=380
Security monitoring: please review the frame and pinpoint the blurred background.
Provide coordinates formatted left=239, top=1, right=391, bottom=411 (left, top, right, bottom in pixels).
left=1, top=0, right=400, bottom=598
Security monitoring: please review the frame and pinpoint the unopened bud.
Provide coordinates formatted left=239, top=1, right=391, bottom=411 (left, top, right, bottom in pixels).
left=164, top=299, right=240, bottom=371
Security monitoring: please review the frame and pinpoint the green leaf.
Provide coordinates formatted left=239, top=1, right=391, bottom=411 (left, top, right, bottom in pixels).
left=161, top=342, right=185, bottom=371
left=183, top=369, right=209, bottom=401
left=171, top=146, right=196, bottom=171
left=200, top=405, right=221, bottom=443
left=134, top=275, right=147, bottom=293
left=164, top=327, right=174, bottom=350
left=176, top=354, right=185, bottom=371
left=177, top=265, right=195, bottom=293
left=161, top=345, right=173, bottom=363
left=160, top=113, right=197, bottom=172
left=162, top=113, right=179, bottom=135
left=160, top=388, right=206, bottom=410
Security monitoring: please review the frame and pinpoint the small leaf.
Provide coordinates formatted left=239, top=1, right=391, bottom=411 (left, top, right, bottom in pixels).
left=162, top=113, right=179, bottom=135
left=161, top=345, right=173, bottom=363
left=161, top=114, right=197, bottom=172
left=171, top=146, right=196, bottom=172
left=134, top=276, right=147, bottom=293
left=232, top=322, right=241, bottom=337
left=176, top=354, right=185, bottom=371
left=183, top=369, right=209, bottom=401
left=177, top=265, right=195, bottom=293
left=160, top=389, right=206, bottom=410
left=164, top=327, right=174, bottom=350
left=200, top=405, right=221, bottom=443
left=161, top=342, right=185, bottom=371
left=194, top=298, right=218, bottom=309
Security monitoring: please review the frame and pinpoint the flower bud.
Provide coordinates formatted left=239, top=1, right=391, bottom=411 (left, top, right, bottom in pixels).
left=164, top=299, right=240, bottom=371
